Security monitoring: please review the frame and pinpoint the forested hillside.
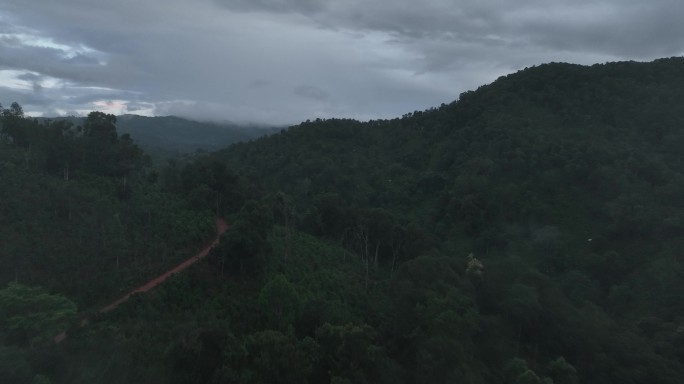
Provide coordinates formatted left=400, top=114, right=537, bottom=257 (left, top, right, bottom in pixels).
left=3, top=57, right=684, bottom=384
left=114, top=115, right=278, bottom=155
left=212, top=57, right=684, bottom=383
left=0, top=107, right=242, bottom=383
left=42, top=114, right=278, bottom=158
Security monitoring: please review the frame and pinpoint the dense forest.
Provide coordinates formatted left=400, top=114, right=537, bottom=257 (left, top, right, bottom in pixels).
left=3, top=57, right=684, bottom=383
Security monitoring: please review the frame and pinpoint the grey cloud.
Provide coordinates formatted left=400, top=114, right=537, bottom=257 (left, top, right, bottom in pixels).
left=1, top=0, right=683, bottom=124
left=220, top=0, right=684, bottom=66
left=294, top=85, right=329, bottom=101
left=516, top=1, right=684, bottom=57
left=0, top=39, right=104, bottom=84
left=217, top=0, right=491, bottom=37
left=125, top=102, right=152, bottom=112
left=249, top=79, right=272, bottom=88
left=64, top=91, right=132, bottom=105
left=0, top=85, right=50, bottom=108
left=0, top=34, right=22, bottom=45
left=214, top=0, right=325, bottom=14
left=1, top=75, right=148, bottom=118
left=64, top=54, right=101, bottom=65
left=16, top=72, right=42, bottom=82
left=42, top=107, right=81, bottom=117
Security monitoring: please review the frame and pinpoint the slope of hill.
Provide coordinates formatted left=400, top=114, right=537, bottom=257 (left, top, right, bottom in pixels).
left=207, top=57, right=684, bottom=383
left=115, top=115, right=279, bottom=154
left=4, top=57, right=684, bottom=384
left=0, top=109, right=240, bottom=384
left=219, top=57, right=684, bottom=265
left=41, top=115, right=279, bottom=156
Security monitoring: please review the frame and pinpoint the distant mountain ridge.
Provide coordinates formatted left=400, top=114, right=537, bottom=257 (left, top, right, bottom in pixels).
left=41, top=114, right=280, bottom=155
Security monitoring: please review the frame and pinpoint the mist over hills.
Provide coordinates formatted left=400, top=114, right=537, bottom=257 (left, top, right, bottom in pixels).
left=42, top=114, right=280, bottom=156
left=3, top=57, right=684, bottom=383
left=115, top=115, right=280, bottom=153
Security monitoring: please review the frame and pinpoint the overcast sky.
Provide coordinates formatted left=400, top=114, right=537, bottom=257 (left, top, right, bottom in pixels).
left=1, top=1, right=683, bottom=124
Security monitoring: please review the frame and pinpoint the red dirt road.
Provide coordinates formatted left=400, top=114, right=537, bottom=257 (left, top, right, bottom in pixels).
left=101, top=218, right=229, bottom=313
left=54, top=218, right=228, bottom=343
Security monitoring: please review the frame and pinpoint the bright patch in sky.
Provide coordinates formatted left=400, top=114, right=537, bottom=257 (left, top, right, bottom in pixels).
left=0, top=32, right=96, bottom=59
left=82, top=100, right=154, bottom=117
left=0, top=69, right=33, bottom=90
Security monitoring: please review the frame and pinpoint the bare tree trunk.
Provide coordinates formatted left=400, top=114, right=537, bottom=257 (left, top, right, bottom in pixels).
left=283, top=209, right=290, bottom=261
left=101, top=224, right=106, bottom=249
left=342, top=228, right=352, bottom=263
left=24, top=144, right=30, bottom=169
left=365, top=255, right=369, bottom=291
left=391, top=250, right=398, bottom=274
left=280, top=198, right=294, bottom=261
left=389, top=227, right=403, bottom=274
left=355, top=223, right=369, bottom=261
left=374, top=241, right=380, bottom=268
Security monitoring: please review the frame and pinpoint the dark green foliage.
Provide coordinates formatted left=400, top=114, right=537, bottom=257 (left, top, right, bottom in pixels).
left=240, top=330, right=315, bottom=384
left=389, top=256, right=485, bottom=383
left=6, top=57, right=684, bottom=383
left=0, top=283, right=77, bottom=346
left=0, top=106, right=221, bottom=383
left=0, top=346, right=32, bottom=384
left=546, top=357, right=579, bottom=384
left=314, top=323, right=401, bottom=384
left=212, top=200, right=273, bottom=276
left=207, top=57, right=684, bottom=383
left=258, top=274, right=300, bottom=331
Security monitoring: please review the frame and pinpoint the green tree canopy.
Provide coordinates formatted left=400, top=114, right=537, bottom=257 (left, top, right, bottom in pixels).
left=0, top=282, right=77, bottom=346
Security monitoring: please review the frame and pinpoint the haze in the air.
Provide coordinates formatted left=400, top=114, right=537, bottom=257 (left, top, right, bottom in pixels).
left=1, top=0, right=683, bottom=124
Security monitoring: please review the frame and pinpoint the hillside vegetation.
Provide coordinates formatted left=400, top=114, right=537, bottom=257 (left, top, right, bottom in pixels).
left=3, top=57, right=684, bottom=383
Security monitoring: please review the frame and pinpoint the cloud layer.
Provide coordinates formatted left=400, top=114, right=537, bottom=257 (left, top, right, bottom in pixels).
left=1, top=0, right=682, bottom=123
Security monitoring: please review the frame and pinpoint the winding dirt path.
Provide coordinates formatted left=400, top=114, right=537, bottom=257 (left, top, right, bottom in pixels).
left=100, top=218, right=228, bottom=313
left=54, top=218, right=228, bottom=343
